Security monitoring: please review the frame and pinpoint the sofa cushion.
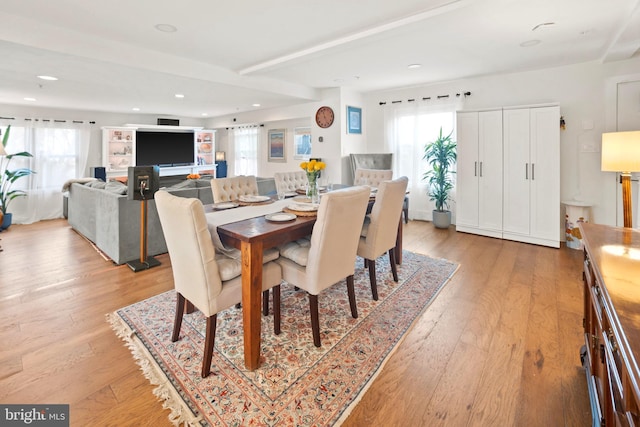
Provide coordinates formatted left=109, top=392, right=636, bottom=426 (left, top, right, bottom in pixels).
left=168, top=180, right=197, bottom=189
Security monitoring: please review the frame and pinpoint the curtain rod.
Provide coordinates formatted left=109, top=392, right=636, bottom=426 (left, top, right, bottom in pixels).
left=0, top=116, right=95, bottom=124
left=379, top=91, right=471, bottom=106
left=225, top=124, right=264, bottom=130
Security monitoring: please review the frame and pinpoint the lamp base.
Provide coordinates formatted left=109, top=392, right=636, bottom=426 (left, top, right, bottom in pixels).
left=127, top=256, right=161, bottom=272
left=621, top=173, right=633, bottom=228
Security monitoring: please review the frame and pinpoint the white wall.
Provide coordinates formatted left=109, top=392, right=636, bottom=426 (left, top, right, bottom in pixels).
left=363, top=57, right=640, bottom=226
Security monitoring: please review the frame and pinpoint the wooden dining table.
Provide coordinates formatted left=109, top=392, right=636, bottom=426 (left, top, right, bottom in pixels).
left=213, top=195, right=404, bottom=371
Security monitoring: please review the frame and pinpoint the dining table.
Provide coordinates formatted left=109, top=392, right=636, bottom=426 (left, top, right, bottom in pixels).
left=205, top=190, right=404, bottom=370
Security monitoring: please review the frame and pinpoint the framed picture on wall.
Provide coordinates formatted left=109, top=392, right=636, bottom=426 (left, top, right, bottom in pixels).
left=293, top=127, right=312, bottom=159
left=347, top=106, right=362, bottom=134
left=268, top=129, right=286, bottom=162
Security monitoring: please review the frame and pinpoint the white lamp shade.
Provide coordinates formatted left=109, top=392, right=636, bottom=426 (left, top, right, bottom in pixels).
left=601, top=131, right=640, bottom=173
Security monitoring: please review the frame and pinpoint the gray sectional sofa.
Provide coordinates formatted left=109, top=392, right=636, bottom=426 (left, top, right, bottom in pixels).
left=67, top=176, right=277, bottom=265
left=67, top=178, right=215, bottom=264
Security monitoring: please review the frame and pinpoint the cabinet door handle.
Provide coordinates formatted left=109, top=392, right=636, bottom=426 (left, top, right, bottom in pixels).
left=525, top=163, right=529, bottom=180
left=474, top=161, right=477, bottom=177
left=531, top=163, right=535, bottom=181
left=480, top=161, right=483, bottom=177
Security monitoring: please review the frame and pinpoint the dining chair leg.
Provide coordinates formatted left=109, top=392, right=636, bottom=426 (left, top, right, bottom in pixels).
left=389, top=248, right=399, bottom=282
left=172, top=292, right=186, bottom=342
left=346, top=275, right=359, bottom=318
left=185, top=301, right=196, bottom=314
left=201, top=314, right=217, bottom=378
left=273, top=285, right=281, bottom=335
left=262, top=290, right=269, bottom=316
left=367, top=259, right=379, bottom=300
left=309, top=294, right=321, bottom=347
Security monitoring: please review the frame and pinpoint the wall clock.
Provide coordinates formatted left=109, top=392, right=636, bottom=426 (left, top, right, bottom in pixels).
left=315, top=106, right=334, bottom=128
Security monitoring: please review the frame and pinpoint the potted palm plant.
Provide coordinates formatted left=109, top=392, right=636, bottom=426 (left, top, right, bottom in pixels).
left=423, top=127, right=456, bottom=229
left=0, top=125, right=35, bottom=229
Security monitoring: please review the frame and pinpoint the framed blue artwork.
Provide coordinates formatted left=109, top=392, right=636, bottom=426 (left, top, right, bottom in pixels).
left=347, top=106, right=362, bottom=134
left=268, top=129, right=286, bottom=162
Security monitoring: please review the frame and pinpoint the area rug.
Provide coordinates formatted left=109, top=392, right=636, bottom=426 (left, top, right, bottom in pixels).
left=109, top=251, right=458, bottom=426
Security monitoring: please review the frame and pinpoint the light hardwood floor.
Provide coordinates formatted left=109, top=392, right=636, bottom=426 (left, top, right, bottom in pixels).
left=0, top=219, right=591, bottom=426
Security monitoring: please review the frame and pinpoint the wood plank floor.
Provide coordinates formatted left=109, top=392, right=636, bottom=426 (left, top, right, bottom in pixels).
left=0, top=219, right=591, bottom=426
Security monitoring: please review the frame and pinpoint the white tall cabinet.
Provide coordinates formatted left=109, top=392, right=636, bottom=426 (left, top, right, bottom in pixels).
left=456, top=104, right=560, bottom=248
left=502, top=105, right=560, bottom=247
left=456, top=110, right=503, bottom=238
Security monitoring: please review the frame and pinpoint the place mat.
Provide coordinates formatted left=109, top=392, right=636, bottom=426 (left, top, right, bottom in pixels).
left=283, top=207, right=318, bottom=217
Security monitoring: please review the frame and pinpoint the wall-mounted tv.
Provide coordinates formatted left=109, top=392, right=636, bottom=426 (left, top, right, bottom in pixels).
left=136, top=131, right=195, bottom=167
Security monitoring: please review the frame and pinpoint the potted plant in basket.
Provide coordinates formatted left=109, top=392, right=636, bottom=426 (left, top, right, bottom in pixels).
left=0, top=125, right=35, bottom=229
left=423, top=127, right=456, bottom=229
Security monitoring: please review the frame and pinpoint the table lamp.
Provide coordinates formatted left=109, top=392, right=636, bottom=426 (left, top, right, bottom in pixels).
left=215, top=151, right=226, bottom=162
left=601, top=131, right=640, bottom=228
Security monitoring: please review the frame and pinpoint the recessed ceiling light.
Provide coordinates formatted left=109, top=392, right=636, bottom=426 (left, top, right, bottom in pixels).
left=155, top=24, right=177, bottom=33
left=175, top=94, right=184, bottom=98
left=132, top=107, right=140, bottom=111
left=24, top=97, right=36, bottom=101
left=201, top=113, right=208, bottom=116
left=252, top=103, right=261, bottom=107
left=520, top=39, right=541, bottom=47
left=408, top=64, right=421, bottom=69
left=37, top=75, right=58, bottom=81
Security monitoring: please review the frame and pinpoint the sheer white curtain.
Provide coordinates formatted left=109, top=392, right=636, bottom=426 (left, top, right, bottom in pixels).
left=384, top=99, right=461, bottom=221
left=0, top=119, right=91, bottom=224
left=229, top=127, right=258, bottom=176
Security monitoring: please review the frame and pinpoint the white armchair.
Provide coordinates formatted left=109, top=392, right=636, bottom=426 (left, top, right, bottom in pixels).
left=357, top=177, right=409, bottom=300
left=276, top=186, right=370, bottom=346
left=210, top=175, right=259, bottom=203
left=274, top=171, right=307, bottom=194
left=155, top=190, right=283, bottom=377
left=354, top=168, right=393, bottom=187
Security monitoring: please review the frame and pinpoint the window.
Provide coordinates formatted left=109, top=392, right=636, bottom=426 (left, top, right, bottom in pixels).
left=230, top=127, right=258, bottom=176
left=0, top=123, right=90, bottom=224
left=384, top=103, right=456, bottom=221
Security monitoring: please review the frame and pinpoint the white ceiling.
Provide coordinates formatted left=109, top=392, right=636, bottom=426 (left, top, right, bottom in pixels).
left=0, top=0, right=638, bottom=118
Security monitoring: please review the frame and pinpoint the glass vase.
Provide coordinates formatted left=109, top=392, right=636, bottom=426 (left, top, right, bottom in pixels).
left=307, top=173, right=320, bottom=204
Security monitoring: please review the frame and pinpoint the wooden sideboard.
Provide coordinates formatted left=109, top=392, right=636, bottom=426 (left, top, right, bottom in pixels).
left=580, top=223, right=640, bottom=426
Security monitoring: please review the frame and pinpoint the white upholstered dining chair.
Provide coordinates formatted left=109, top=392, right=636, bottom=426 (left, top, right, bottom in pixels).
left=274, top=171, right=307, bottom=194
left=357, top=176, right=408, bottom=300
left=353, top=168, right=393, bottom=187
left=155, top=190, right=283, bottom=377
left=275, top=186, right=371, bottom=347
left=210, top=175, right=259, bottom=203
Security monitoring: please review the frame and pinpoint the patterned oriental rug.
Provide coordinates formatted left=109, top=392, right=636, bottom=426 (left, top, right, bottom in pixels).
left=109, top=251, right=458, bottom=426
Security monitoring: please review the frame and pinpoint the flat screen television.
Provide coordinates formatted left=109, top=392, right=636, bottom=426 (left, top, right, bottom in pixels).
left=136, top=131, right=195, bottom=167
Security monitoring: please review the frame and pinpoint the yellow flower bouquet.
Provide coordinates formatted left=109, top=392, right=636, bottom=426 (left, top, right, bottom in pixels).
left=299, top=160, right=326, bottom=201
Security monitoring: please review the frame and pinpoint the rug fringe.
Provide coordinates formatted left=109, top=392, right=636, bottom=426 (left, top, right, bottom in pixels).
left=107, top=312, right=203, bottom=427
